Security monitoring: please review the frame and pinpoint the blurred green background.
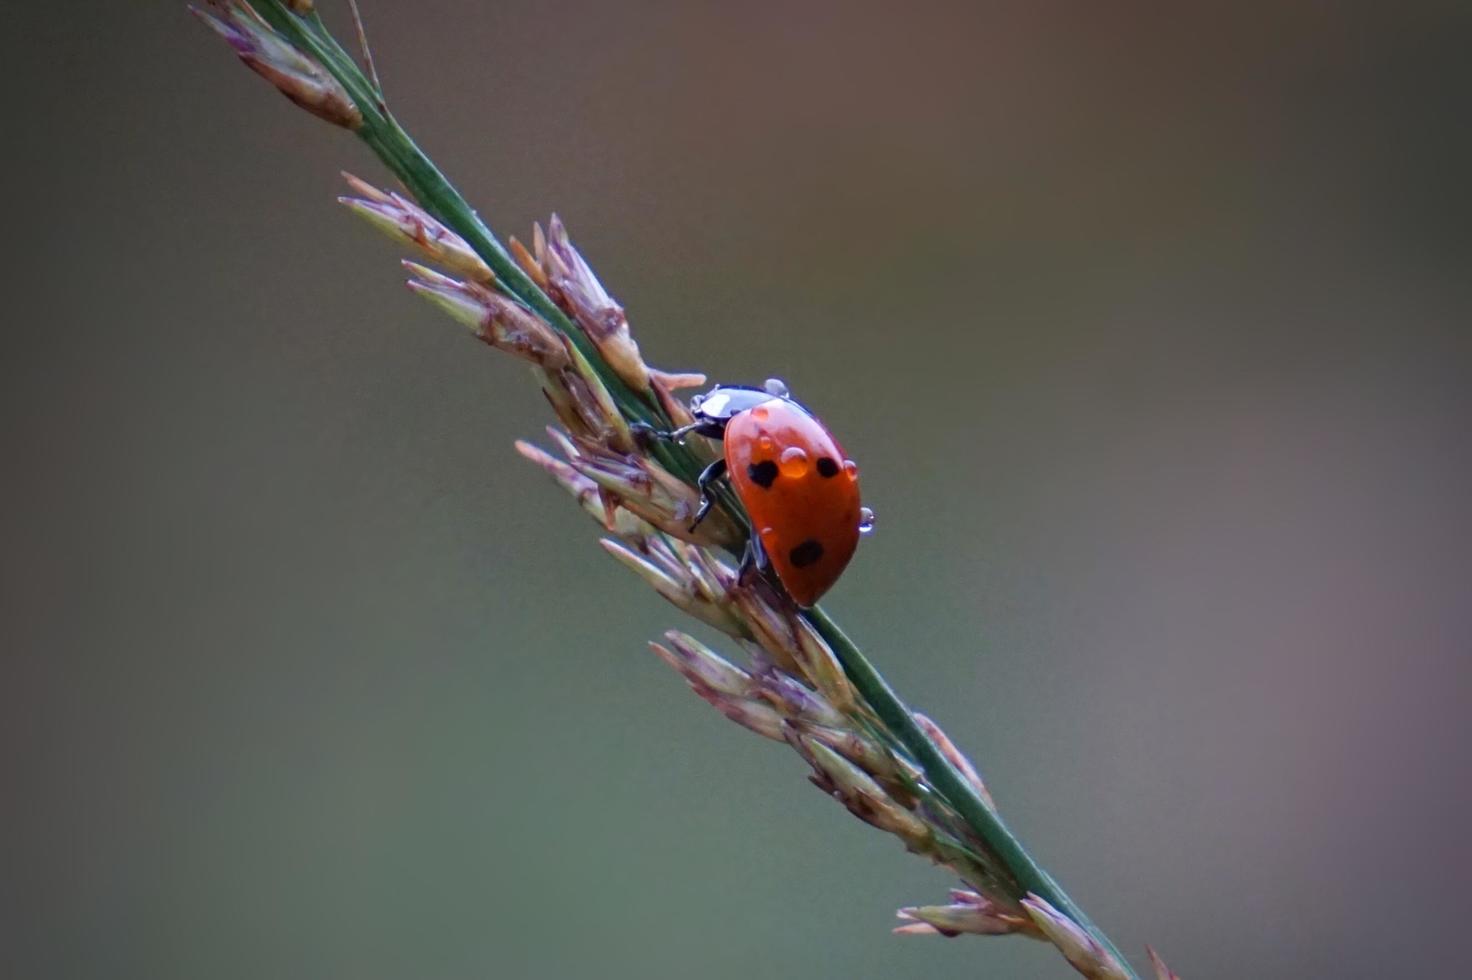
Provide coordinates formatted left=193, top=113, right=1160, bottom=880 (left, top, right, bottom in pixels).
left=4, top=2, right=1470, bottom=977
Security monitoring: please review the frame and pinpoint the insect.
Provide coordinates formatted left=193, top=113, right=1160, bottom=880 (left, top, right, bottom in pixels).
left=645, top=379, right=873, bottom=607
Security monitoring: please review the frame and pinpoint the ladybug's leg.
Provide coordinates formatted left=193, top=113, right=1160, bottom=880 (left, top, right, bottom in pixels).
left=631, top=419, right=720, bottom=444
left=736, top=530, right=770, bottom=582
left=688, top=458, right=728, bottom=532
left=632, top=415, right=730, bottom=453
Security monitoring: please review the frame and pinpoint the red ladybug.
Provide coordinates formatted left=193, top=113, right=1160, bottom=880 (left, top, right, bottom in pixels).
left=653, top=379, right=873, bottom=606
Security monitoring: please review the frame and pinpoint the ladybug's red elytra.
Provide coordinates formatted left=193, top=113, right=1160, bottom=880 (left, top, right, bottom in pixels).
left=647, top=378, right=873, bottom=607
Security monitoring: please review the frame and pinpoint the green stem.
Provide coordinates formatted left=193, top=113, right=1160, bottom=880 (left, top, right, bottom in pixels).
left=804, top=607, right=1137, bottom=976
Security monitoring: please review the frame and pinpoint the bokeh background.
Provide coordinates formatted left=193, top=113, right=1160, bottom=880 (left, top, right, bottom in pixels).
left=4, top=2, right=1470, bottom=977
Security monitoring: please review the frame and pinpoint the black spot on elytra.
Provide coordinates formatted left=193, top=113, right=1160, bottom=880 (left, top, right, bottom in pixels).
left=788, top=539, right=824, bottom=568
left=816, top=456, right=839, bottom=478
left=747, top=460, right=778, bottom=488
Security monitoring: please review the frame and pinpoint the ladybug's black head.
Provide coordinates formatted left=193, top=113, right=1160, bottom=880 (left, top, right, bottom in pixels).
left=690, top=378, right=791, bottom=423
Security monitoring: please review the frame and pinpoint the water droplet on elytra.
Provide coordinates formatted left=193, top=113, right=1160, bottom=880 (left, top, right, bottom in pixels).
left=779, top=446, right=810, bottom=477
left=758, top=434, right=775, bottom=452
left=858, top=507, right=876, bottom=536
left=752, top=405, right=770, bottom=422
left=843, top=459, right=859, bottom=481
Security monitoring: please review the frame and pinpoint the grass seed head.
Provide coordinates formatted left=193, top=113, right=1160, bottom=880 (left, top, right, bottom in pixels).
left=757, top=672, right=849, bottom=730
left=794, top=619, right=858, bottom=715
left=558, top=342, right=635, bottom=451
left=602, top=539, right=743, bottom=634
left=341, top=174, right=494, bottom=284
left=792, top=722, right=901, bottom=789
left=192, top=1, right=362, bottom=129
left=913, top=712, right=996, bottom=813
left=689, top=682, right=787, bottom=741
left=728, top=581, right=806, bottom=674
left=894, top=890, right=1028, bottom=937
left=1147, top=947, right=1181, bottom=980
left=567, top=450, right=732, bottom=546
left=793, top=734, right=933, bottom=847
left=1023, top=895, right=1133, bottom=980
left=404, top=263, right=569, bottom=369
left=656, top=631, right=754, bottom=699
left=532, top=215, right=650, bottom=394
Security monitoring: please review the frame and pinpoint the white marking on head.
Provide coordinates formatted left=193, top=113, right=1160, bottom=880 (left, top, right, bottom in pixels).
left=700, top=392, right=731, bottom=416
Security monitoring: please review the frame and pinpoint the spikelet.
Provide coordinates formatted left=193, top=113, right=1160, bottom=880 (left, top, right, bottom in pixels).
left=192, top=1, right=360, bottom=128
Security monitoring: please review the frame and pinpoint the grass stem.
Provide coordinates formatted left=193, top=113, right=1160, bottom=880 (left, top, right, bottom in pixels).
left=220, top=5, right=1143, bottom=975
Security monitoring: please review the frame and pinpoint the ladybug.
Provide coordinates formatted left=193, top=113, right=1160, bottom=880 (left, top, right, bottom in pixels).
left=650, top=378, right=873, bottom=607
